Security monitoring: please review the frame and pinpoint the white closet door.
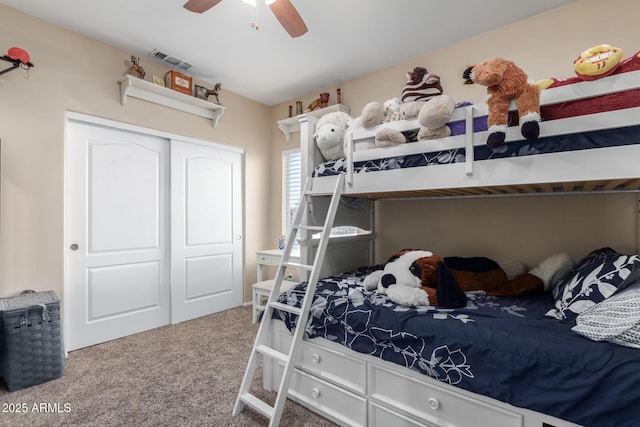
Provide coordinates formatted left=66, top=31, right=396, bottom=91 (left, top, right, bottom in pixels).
left=170, top=139, right=243, bottom=324
left=66, top=121, right=170, bottom=351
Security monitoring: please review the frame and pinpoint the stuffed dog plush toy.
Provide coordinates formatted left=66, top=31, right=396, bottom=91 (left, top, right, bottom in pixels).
left=364, top=249, right=571, bottom=308
left=363, top=250, right=468, bottom=308
left=463, top=58, right=541, bottom=150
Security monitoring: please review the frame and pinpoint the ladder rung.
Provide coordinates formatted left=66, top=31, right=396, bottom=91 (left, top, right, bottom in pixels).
left=256, top=344, right=289, bottom=364
left=283, top=262, right=313, bottom=271
left=303, top=190, right=332, bottom=197
left=269, top=301, right=302, bottom=316
left=240, top=393, right=274, bottom=418
left=296, top=225, right=324, bottom=231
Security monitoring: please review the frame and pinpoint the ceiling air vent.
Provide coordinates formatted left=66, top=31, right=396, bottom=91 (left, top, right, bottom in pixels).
left=148, top=49, right=192, bottom=71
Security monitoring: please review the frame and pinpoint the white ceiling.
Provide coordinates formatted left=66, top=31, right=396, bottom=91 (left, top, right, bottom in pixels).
left=1, top=0, right=577, bottom=106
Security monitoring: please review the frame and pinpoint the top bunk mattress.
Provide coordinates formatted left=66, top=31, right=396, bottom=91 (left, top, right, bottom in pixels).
left=314, top=123, right=640, bottom=178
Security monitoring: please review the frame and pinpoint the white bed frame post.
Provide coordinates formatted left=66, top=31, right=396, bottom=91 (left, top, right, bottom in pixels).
left=464, top=105, right=475, bottom=177
left=299, top=114, right=320, bottom=192
left=299, top=114, right=318, bottom=282
left=637, top=195, right=640, bottom=256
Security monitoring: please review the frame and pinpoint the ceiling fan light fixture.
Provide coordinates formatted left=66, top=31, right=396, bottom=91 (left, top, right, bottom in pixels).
left=185, top=0, right=307, bottom=38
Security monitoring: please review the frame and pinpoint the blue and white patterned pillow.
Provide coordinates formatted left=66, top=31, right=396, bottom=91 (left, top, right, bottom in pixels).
left=546, top=247, right=640, bottom=321
left=572, top=281, right=640, bottom=348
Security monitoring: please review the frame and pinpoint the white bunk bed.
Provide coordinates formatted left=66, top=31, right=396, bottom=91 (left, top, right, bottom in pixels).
left=308, top=69, right=640, bottom=199
left=262, top=64, right=640, bottom=427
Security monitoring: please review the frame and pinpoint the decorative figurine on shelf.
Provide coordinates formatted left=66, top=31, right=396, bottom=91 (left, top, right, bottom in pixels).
left=206, top=82, right=222, bottom=104
left=320, top=92, right=330, bottom=108
left=195, top=83, right=222, bottom=104
left=305, top=92, right=330, bottom=112
left=337, top=88, right=342, bottom=104
left=127, top=55, right=145, bottom=79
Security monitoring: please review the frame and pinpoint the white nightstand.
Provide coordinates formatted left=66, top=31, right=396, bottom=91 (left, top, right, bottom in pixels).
left=252, top=279, right=297, bottom=324
left=252, top=249, right=300, bottom=324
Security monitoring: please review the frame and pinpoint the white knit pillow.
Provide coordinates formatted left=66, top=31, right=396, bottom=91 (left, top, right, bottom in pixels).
left=572, top=282, right=640, bottom=349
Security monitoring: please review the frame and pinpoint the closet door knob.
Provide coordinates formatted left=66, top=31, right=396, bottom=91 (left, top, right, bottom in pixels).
left=70, top=243, right=79, bottom=251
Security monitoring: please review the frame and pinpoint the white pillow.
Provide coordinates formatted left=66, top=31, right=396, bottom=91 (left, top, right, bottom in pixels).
left=529, top=253, right=575, bottom=292
left=572, top=281, right=640, bottom=349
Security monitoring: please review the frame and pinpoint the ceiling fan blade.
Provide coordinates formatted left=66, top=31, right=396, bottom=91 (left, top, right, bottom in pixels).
left=268, top=0, right=308, bottom=38
left=183, top=0, right=224, bottom=14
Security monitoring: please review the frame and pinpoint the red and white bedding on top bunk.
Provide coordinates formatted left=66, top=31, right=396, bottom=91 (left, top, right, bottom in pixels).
left=309, top=52, right=640, bottom=198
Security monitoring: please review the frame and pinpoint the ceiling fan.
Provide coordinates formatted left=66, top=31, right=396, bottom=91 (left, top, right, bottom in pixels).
left=183, top=0, right=308, bottom=38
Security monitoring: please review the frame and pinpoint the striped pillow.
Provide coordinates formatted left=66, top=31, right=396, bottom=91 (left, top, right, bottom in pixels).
left=572, top=281, right=640, bottom=348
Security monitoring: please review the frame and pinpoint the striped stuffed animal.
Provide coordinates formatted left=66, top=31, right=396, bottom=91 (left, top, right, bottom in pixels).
left=359, top=66, right=454, bottom=147
left=399, top=66, right=444, bottom=120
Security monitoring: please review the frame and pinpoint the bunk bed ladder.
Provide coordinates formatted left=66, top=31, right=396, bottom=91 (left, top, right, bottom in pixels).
left=233, top=174, right=345, bottom=426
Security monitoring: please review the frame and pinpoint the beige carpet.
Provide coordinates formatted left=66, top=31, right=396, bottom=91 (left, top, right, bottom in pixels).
left=0, top=305, right=337, bottom=426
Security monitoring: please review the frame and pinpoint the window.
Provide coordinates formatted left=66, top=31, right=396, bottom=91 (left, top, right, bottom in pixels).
left=282, top=149, right=301, bottom=252
left=282, top=150, right=369, bottom=254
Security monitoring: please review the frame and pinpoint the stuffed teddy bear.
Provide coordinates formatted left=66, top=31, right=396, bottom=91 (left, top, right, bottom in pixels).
left=383, top=97, right=401, bottom=123
left=314, top=111, right=353, bottom=161
left=364, top=249, right=574, bottom=308
left=358, top=67, right=456, bottom=148
left=463, top=58, right=541, bottom=150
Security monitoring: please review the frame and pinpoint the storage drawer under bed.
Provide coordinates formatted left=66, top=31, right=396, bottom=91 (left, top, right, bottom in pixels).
left=369, top=364, right=523, bottom=427
left=288, top=367, right=367, bottom=427
left=277, top=330, right=366, bottom=395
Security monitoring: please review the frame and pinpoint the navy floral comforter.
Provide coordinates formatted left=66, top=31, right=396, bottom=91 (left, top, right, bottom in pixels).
left=314, top=125, right=640, bottom=178
left=273, top=266, right=640, bottom=427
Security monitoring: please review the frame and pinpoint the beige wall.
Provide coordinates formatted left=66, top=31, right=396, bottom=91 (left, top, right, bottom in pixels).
left=2, top=0, right=639, bottom=307
left=269, top=0, right=640, bottom=268
left=0, top=5, right=272, bottom=302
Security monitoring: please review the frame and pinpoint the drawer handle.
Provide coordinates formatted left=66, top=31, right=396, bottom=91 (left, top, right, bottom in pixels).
left=311, top=387, right=321, bottom=398
left=427, top=397, right=440, bottom=410
left=311, top=353, right=321, bottom=363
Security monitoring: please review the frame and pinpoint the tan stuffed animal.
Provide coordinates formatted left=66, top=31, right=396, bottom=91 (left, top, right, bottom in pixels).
left=463, top=58, right=541, bottom=150
left=359, top=66, right=455, bottom=148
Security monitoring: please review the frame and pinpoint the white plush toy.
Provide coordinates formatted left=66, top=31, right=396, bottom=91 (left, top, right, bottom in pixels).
left=529, top=253, right=575, bottom=292
left=363, top=250, right=434, bottom=307
left=383, top=97, right=401, bottom=123
left=314, top=111, right=353, bottom=161
left=343, top=116, right=376, bottom=153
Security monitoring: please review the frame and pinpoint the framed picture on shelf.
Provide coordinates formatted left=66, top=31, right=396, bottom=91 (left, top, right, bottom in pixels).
left=152, top=75, right=165, bottom=86
left=194, top=85, right=208, bottom=100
